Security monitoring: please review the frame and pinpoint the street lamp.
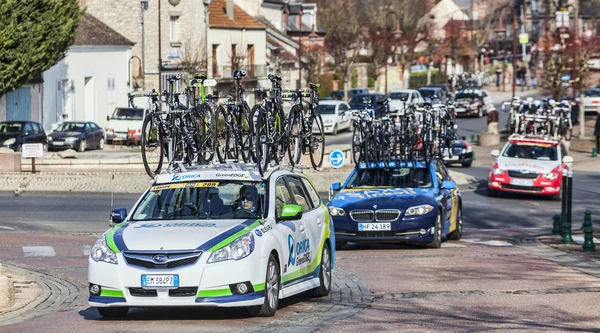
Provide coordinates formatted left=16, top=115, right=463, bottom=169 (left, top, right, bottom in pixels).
left=128, top=56, right=145, bottom=89
left=494, top=6, right=519, bottom=100
left=384, top=10, right=402, bottom=95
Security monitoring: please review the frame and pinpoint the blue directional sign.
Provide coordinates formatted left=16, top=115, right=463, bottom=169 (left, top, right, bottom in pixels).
left=329, top=150, right=345, bottom=169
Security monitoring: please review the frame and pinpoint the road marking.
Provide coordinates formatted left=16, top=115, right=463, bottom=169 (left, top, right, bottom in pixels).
left=476, top=240, right=513, bottom=247
left=442, top=243, right=467, bottom=248
left=83, top=245, right=92, bottom=256
left=0, top=226, right=14, bottom=230
left=573, top=235, right=599, bottom=245
left=23, top=246, right=56, bottom=257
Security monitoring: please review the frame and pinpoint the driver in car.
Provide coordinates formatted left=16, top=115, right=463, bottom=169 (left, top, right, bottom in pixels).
left=233, top=185, right=259, bottom=218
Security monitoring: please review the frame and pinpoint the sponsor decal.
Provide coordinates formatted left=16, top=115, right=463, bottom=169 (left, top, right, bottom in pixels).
left=171, top=173, right=202, bottom=181
left=134, top=222, right=216, bottom=228
left=215, top=173, right=250, bottom=178
left=337, top=188, right=418, bottom=200
left=254, top=229, right=263, bottom=237
left=287, top=234, right=311, bottom=267
left=151, top=182, right=219, bottom=191
left=260, top=224, right=273, bottom=234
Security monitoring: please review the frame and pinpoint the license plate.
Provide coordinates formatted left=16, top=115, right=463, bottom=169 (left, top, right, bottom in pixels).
left=444, top=155, right=460, bottom=161
left=53, top=142, right=64, bottom=146
left=456, top=108, right=466, bottom=113
left=141, top=274, right=179, bottom=287
left=116, top=133, right=127, bottom=138
left=510, top=179, right=534, bottom=187
left=358, top=223, right=391, bottom=231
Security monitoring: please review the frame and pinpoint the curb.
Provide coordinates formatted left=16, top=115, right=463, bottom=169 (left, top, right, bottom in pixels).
left=0, top=264, right=15, bottom=308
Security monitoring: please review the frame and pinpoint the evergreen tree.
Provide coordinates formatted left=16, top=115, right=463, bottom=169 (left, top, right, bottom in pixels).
left=0, top=0, right=83, bottom=96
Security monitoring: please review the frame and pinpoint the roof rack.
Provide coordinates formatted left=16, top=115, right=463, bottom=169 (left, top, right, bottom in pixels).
left=508, top=133, right=560, bottom=143
left=156, top=160, right=315, bottom=180
left=357, top=160, right=428, bottom=169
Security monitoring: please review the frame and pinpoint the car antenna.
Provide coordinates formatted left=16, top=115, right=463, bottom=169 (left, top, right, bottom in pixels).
left=110, top=173, right=115, bottom=212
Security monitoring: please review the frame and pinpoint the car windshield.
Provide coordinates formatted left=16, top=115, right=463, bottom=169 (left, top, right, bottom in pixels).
left=0, top=123, right=22, bottom=133
left=111, top=108, right=145, bottom=120
left=349, top=95, right=376, bottom=106
left=502, top=143, right=558, bottom=161
left=389, top=92, right=409, bottom=100
left=418, top=89, right=436, bottom=98
left=55, top=122, right=86, bottom=132
left=584, top=89, right=600, bottom=97
left=345, top=168, right=433, bottom=189
left=131, top=180, right=265, bottom=220
left=319, top=104, right=337, bottom=114
left=455, top=93, right=478, bottom=100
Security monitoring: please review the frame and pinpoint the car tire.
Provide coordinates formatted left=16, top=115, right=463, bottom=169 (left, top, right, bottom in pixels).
left=462, top=161, right=472, bottom=167
left=42, top=143, right=48, bottom=152
left=98, top=138, right=105, bottom=150
left=332, top=125, right=338, bottom=135
left=16, top=145, right=21, bottom=152
left=78, top=140, right=86, bottom=152
left=448, top=206, right=463, bottom=240
left=487, top=188, right=498, bottom=197
left=335, top=241, right=347, bottom=251
left=428, top=212, right=442, bottom=248
left=310, top=243, right=332, bottom=297
left=247, top=254, right=279, bottom=317
left=97, top=307, right=129, bottom=318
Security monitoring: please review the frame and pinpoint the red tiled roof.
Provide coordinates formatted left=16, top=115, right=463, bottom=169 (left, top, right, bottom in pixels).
left=209, top=0, right=265, bottom=30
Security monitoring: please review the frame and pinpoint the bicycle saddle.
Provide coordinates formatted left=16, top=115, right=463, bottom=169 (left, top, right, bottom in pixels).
left=309, top=83, right=320, bottom=89
left=233, top=70, right=247, bottom=79
left=193, top=73, right=207, bottom=82
left=268, top=74, right=281, bottom=81
left=167, top=75, right=181, bottom=82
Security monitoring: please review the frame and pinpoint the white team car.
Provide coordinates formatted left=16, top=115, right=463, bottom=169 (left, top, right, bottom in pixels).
left=88, top=164, right=334, bottom=318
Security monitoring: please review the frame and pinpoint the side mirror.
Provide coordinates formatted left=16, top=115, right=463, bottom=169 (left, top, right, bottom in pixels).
left=562, top=155, right=574, bottom=166
left=278, top=204, right=303, bottom=221
left=24, top=132, right=30, bottom=136
left=110, top=208, right=127, bottom=227
left=490, top=149, right=500, bottom=157
left=106, top=115, right=110, bottom=121
left=331, top=182, right=341, bottom=192
left=441, top=180, right=456, bottom=190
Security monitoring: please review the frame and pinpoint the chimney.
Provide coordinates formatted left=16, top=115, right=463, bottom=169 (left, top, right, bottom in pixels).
left=227, top=0, right=234, bottom=21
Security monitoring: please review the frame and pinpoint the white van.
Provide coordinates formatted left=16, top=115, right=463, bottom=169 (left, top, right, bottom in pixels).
left=105, top=107, right=147, bottom=144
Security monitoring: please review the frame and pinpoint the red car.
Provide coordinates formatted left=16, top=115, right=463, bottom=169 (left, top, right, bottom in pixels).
left=487, top=135, right=573, bottom=198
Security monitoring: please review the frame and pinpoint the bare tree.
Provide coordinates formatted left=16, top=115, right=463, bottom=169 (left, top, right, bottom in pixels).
left=178, top=36, right=208, bottom=80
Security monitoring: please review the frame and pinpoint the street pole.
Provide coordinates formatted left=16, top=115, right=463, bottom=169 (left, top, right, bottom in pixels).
left=520, top=4, right=527, bottom=92
left=158, top=0, right=162, bottom=92
left=512, top=9, right=518, bottom=100
left=205, top=3, right=210, bottom=76
left=562, top=168, right=574, bottom=244
left=141, top=1, right=146, bottom=89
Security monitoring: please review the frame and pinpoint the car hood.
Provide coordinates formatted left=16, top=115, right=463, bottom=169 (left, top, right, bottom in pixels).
left=50, top=132, right=82, bottom=139
left=497, top=157, right=559, bottom=174
left=113, top=219, right=259, bottom=251
left=388, top=100, right=406, bottom=110
left=106, top=119, right=143, bottom=131
left=329, top=188, right=436, bottom=209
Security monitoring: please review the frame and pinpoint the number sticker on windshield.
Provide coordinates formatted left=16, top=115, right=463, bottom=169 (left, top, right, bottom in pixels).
left=151, top=182, right=220, bottom=191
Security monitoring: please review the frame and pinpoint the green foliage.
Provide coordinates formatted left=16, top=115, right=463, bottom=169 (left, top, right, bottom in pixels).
left=317, top=73, right=334, bottom=97
left=0, top=0, right=83, bottom=96
left=409, top=70, right=443, bottom=89
left=351, top=69, right=358, bottom=88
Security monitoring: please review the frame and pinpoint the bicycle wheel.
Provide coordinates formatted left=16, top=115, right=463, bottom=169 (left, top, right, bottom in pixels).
left=271, top=105, right=287, bottom=165
left=351, top=124, right=363, bottom=165
left=287, top=105, right=303, bottom=166
left=239, top=102, right=254, bottom=163
left=309, top=113, right=325, bottom=170
left=141, top=114, right=164, bottom=178
left=215, top=105, right=235, bottom=163
left=255, top=109, right=270, bottom=176
left=196, top=103, right=216, bottom=164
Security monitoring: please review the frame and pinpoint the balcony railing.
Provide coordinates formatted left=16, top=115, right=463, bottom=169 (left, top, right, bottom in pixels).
left=212, top=64, right=267, bottom=80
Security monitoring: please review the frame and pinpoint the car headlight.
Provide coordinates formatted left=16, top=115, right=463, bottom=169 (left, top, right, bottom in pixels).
left=3, top=138, right=15, bottom=145
left=90, top=234, right=118, bottom=264
left=543, top=172, right=559, bottom=180
left=325, top=119, right=333, bottom=123
left=65, top=137, right=78, bottom=142
left=461, top=148, right=467, bottom=154
left=405, top=204, right=434, bottom=216
left=329, top=207, right=346, bottom=216
left=207, top=232, right=255, bottom=263
left=492, top=168, right=504, bottom=175
left=466, top=146, right=472, bottom=153
left=47, top=136, right=53, bottom=141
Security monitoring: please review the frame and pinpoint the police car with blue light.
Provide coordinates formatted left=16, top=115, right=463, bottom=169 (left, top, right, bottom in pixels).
left=88, top=163, right=334, bottom=318
left=329, top=159, right=462, bottom=249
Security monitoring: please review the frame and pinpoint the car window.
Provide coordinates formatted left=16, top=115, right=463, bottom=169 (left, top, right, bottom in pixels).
left=345, top=168, right=432, bottom=188
left=111, top=108, right=145, bottom=120
left=301, top=178, right=321, bottom=208
left=319, top=104, right=336, bottom=114
left=84, top=123, right=91, bottom=132
left=286, top=177, right=312, bottom=212
left=275, top=178, right=293, bottom=219
left=436, top=160, right=452, bottom=181
left=23, top=123, right=33, bottom=134
left=32, top=123, right=41, bottom=134
left=0, top=123, right=22, bottom=133
left=502, top=143, right=557, bottom=161
left=389, top=92, right=409, bottom=101
left=340, top=103, right=349, bottom=112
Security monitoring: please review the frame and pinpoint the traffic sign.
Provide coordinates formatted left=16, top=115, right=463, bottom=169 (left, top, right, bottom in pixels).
left=328, top=150, right=345, bottom=169
left=22, top=143, right=43, bottom=158
left=204, top=79, right=217, bottom=87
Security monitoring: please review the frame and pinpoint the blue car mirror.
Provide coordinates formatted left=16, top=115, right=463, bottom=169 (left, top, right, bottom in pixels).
left=441, top=180, right=456, bottom=190
left=331, top=182, right=341, bottom=191
left=110, top=208, right=127, bottom=227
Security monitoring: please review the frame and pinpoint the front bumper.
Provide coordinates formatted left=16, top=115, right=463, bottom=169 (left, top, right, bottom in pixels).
left=455, top=107, right=479, bottom=116
left=88, top=252, right=267, bottom=308
left=443, top=152, right=473, bottom=165
left=488, top=172, right=561, bottom=195
left=333, top=213, right=437, bottom=245
left=48, top=140, right=79, bottom=150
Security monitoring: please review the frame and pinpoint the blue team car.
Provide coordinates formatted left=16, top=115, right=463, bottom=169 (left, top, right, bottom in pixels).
left=328, top=158, right=463, bottom=249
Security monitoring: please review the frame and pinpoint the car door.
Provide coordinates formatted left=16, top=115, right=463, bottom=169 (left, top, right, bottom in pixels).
left=286, top=176, right=324, bottom=276
left=434, top=160, right=453, bottom=226
left=91, top=123, right=102, bottom=146
left=21, top=123, right=35, bottom=145
left=339, top=103, right=350, bottom=129
left=31, top=122, right=44, bottom=144
left=436, top=160, right=459, bottom=232
left=273, top=177, right=304, bottom=280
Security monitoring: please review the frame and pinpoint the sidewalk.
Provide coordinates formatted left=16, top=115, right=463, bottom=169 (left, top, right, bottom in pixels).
left=486, top=86, right=544, bottom=102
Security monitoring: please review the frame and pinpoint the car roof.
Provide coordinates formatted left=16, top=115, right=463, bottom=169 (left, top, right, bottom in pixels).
left=0, top=121, right=37, bottom=124
left=353, top=93, right=384, bottom=97
left=507, top=135, right=560, bottom=146
left=320, top=100, right=347, bottom=105
left=389, top=89, right=418, bottom=93
left=418, top=87, right=440, bottom=91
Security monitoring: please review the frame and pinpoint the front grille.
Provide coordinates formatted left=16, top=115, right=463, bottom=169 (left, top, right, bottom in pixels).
left=452, top=148, right=463, bottom=155
left=123, top=251, right=202, bottom=269
left=501, top=184, right=544, bottom=192
left=375, top=209, right=401, bottom=221
left=508, top=170, right=539, bottom=179
left=129, top=288, right=157, bottom=297
left=350, top=210, right=374, bottom=222
left=169, top=287, right=198, bottom=297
